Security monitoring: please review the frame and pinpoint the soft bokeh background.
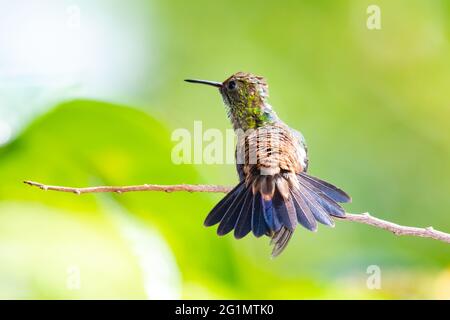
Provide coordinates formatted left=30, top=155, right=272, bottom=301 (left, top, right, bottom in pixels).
left=0, top=0, right=449, bottom=299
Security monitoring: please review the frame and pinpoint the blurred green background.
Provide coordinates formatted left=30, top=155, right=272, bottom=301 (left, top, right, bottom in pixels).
left=0, top=0, right=449, bottom=299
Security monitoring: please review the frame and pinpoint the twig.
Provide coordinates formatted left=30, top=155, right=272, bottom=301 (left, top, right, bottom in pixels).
left=23, top=180, right=231, bottom=194
left=339, top=213, right=450, bottom=244
left=24, top=180, right=450, bottom=244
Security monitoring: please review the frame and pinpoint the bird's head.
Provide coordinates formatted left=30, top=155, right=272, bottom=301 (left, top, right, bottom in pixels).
left=185, top=72, right=275, bottom=130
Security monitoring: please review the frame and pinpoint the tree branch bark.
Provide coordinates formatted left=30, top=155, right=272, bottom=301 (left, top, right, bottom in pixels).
left=23, top=180, right=450, bottom=244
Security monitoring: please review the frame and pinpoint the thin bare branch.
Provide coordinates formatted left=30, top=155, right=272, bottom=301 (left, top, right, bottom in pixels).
left=338, top=213, right=450, bottom=244
left=24, top=180, right=450, bottom=244
left=23, top=180, right=231, bottom=194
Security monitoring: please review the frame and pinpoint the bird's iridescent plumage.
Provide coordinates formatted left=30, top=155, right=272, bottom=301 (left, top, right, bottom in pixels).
left=187, top=72, right=351, bottom=257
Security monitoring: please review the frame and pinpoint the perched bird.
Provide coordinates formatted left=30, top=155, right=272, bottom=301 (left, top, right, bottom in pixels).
left=185, top=72, right=351, bottom=257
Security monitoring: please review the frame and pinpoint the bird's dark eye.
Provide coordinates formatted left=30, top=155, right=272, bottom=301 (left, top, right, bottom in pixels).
left=227, top=80, right=237, bottom=90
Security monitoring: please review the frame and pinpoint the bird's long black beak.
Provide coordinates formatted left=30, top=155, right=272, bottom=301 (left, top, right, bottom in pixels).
left=184, top=79, right=222, bottom=88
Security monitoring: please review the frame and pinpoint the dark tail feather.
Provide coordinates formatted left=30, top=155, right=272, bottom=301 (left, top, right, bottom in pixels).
left=291, top=188, right=318, bottom=230
left=265, top=177, right=299, bottom=257
left=296, top=186, right=335, bottom=227
left=298, top=174, right=347, bottom=218
left=252, top=192, right=269, bottom=237
left=272, top=189, right=297, bottom=231
left=204, top=173, right=350, bottom=258
left=204, top=181, right=271, bottom=239
left=271, top=227, right=293, bottom=257
left=234, top=189, right=255, bottom=239
left=292, top=173, right=349, bottom=227
left=298, top=172, right=351, bottom=203
left=261, top=173, right=349, bottom=257
left=204, top=181, right=246, bottom=227
left=268, top=172, right=350, bottom=239
left=217, top=185, right=249, bottom=236
left=262, top=199, right=281, bottom=232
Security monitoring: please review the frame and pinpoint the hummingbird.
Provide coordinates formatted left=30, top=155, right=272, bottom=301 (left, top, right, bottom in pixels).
left=185, top=72, right=351, bottom=257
